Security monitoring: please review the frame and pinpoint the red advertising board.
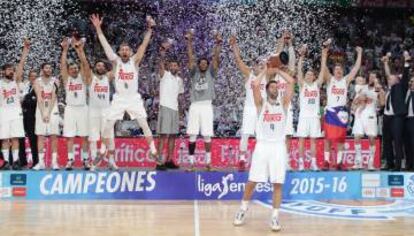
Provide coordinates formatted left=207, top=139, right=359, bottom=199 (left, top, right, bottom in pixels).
left=3, top=137, right=380, bottom=170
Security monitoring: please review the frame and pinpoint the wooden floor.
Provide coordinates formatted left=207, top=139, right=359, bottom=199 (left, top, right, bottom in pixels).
left=0, top=200, right=413, bottom=236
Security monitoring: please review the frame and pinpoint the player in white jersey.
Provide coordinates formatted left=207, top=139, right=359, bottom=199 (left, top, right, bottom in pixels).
left=351, top=73, right=385, bottom=170
left=60, top=38, right=90, bottom=170
left=229, top=35, right=267, bottom=171
left=296, top=45, right=326, bottom=171
left=271, top=30, right=296, bottom=170
left=0, top=39, right=29, bottom=170
left=90, top=14, right=158, bottom=164
left=72, top=37, right=116, bottom=171
left=234, top=67, right=294, bottom=232
left=32, top=63, right=60, bottom=170
left=322, top=41, right=363, bottom=171
left=156, top=44, right=184, bottom=171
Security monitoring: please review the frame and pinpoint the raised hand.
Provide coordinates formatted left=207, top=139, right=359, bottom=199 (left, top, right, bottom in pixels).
left=146, top=15, right=156, bottom=29
left=72, top=37, right=85, bottom=49
left=323, top=38, right=332, bottom=48
left=90, top=14, right=103, bottom=29
left=213, top=31, right=223, bottom=45
left=61, top=37, right=70, bottom=50
left=229, top=35, right=237, bottom=47
left=23, top=38, right=30, bottom=49
left=381, top=53, right=390, bottom=63
left=404, top=50, right=411, bottom=62
left=283, top=30, right=293, bottom=45
left=298, top=44, right=307, bottom=57
left=356, top=46, right=363, bottom=54
left=185, top=29, right=194, bottom=41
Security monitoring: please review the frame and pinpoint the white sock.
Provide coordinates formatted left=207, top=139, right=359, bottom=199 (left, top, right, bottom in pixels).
left=108, top=153, right=115, bottom=164
left=206, top=152, right=211, bottom=164
left=241, top=200, right=249, bottom=211
left=149, top=141, right=157, bottom=155
left=12, top=150, right=19, bottom=162
left=337, top=151, right=343, bottom=164
left=324, top=152, right=330, bottom=162
left=2, top=149, right=9, bottom=163
left=272, top=208, right=280, bottom=218
left=100, top=143, right=107, bottom=155
left=68, top=152, right=74, bottom=161
left=355, top=144, right=362, bottom=159
left=189, top=155, right=194, bottom=165
left=90, top=142, right=97, bottom=161
left=239, top=153, right=246, bottom=162
left=39, top=152, right=45, bottom=163
left=52, top=152, right=57, bottom=162
left=82, top=151, right=88, bottom=161
left=369, top=145, right=375, bottom=160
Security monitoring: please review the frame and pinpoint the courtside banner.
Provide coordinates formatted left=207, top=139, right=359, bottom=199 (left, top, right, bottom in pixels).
left=1, top=137, right=381, bottom=170
left=1, top=171, right=360, bottom=200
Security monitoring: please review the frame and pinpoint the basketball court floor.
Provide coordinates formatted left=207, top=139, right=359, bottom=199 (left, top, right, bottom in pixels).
left=1, top=200, right=414, bottom=236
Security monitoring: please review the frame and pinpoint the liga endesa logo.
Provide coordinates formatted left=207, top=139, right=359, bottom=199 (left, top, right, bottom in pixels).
left=258, top=199, right=414, bottom=220
left=197, top=173, right=272, bottom=199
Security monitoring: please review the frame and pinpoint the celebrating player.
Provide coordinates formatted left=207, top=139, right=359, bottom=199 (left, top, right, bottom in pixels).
left=185, top=28, right=222, bottom=170
left=60, top=37, right=89, bottom=170
left=322, top=41, right=362, bottom=171
left=234, top=67, right=294, bottom=232
left=296, top=45, right=325, bottom=171
left=90, top=14, right=158, bottom=167
left=0, top=38, right=30, bottom=170
left=229, top=34, right=267, bottom=171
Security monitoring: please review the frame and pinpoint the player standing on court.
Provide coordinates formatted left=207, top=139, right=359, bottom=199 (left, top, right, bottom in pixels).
left=234, top=66, right=295, bottom=232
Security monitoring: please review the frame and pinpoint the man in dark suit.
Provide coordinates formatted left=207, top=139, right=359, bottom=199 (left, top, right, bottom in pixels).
left=405, top=78, right=414, bottom=171
left=382, top=51, right=410, bottom=171
left=18, top=70, right=39, bottom=168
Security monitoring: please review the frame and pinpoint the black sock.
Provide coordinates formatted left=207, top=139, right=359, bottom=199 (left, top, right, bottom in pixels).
left=189, top=142, right=196, bottom=155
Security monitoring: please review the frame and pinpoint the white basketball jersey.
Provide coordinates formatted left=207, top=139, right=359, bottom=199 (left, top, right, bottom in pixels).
left=0, top=79, right=21, bottom=108
left=327, top=77, right=347, bottom=107
left=114, top=57, right=139, bottom=96
left=65, top=75, right=86, bottom=106
left=37, top=77, right=57, bottom=109
left=89, top=74, right=110, bottom=108
left=272, top=74, right=288, bottom=99
left=256, top=101, right=286, bottom=142
left=244, top=73, right=267, bottom=108
left=299, top=82, right=320, bottom=118
left=362, top=87, right=378, bottom=116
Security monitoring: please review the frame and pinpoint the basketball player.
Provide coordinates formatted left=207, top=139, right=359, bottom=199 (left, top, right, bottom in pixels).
left=156, top=43, right=184, bottom=170
left=0, top=39, right=30, bottom=170
left=273, top=30, right=296, bottom=170
left=72, top=37, right=116, bottom=171
left=229, top=34, right=267, bottom=171
left=60, top=37, right=90, bottom=170
left=322, top=42, right=363, bottom=170
left=234, top=67, right=294, bottom=232
left=185, top=28, right=222, bottom=170
left=296, top=45, right=326, bottom=171
left=32, top=62, right=60, bottom=170
left=90, top=14, right=158, bottom=166
left=351, top=73, right=385, bottom=170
